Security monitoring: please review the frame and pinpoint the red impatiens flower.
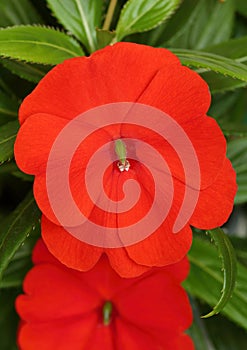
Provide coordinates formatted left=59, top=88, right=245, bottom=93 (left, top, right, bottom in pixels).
left=16, top=239, right=194, bottom=350
left=14, top=42, right=237, bottom=277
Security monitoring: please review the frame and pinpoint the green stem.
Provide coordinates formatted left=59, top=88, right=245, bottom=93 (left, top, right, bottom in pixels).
left=115, top=139, right=127, bottom=165
left=102, top=0, right=117, bottom=31
left=103, top=301, right=113, bottom=326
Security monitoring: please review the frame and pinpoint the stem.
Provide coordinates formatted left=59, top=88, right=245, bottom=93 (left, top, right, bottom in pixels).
left=103, top=301, right=113, bottom=326
left=103, top=0, right=117, bottom=31
left=115, top=139, right=127, bottom=165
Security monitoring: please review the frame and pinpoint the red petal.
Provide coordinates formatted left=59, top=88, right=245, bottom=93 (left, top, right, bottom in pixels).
left=138, top=64, right=210, bottom=124
left=126, top=222, right=192, bottom=267
left=41, top=215, right=103, bottom=271
left=14, top=114, right=67, bottom=174
left=87, top=324, right=114, bottom=350
left=190, top=158, right=237, bottom=228
left=17, top=315, right=97, bottom=350
left=42, top=214, right=150, bottom=277
left=106, top=248, right=150, bottom=278
left=180, top=115, right=226, bottom=189
left=16, top=265, right=101, bottom=321
left=114, top=270, right=192, bottom=333
left=19, top=43, right=180, bottom=124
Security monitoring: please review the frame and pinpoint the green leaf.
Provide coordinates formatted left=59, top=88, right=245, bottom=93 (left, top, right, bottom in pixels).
left=0, top=0, right=42, bottom=27
left=146, top=0, right=198, bottom=47
left=236, top=0, right=247, bottom=17
left=202, top=228, right=237, bottom=318
left=184, top=235, right=247, bottom=329
left=47, top=0, right=103, bottom=52
left=0, top=192, right=40, bottom=284
left=205, top=35, right=247, bottom=62
left=203, top=313, right=247, bottom=350
left=199, top=36, right=247, bottom=92
left=200, top=71, right=247, bottom=93
left=0, top=225, right=39, bottom=288
left=0, top=121, right=19, bottom=163
left=0, top=289, right=19, bottom=350
left=1, top=58, right=50, bottom=83
left=115, top=0, right=181, bottom=41
left=189, top=297, right=247, bottom=350
left=227, top=138, right=247, bottom=204
left=187, top=298, right=216, bottom=350
left=170, top=49, right=247, bottom=82
left=165, top=0, right=234, bottom=49
left=0, top=25, right=84, bottom=65
left=0, top=91, right=19, bottom=119
left=96, top=28, right=115, bottom=50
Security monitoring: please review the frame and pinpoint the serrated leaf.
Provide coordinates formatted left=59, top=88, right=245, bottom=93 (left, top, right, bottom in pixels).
left=227, top=138, right=247, bottom=204
left=0, top=192, right=40, bottom=284
left=170, top=49, right=247, bottom=82
left=0, top=121, right=19, bottom=162
left=184, top=236, right=247, bottom=329
left=0, top=26, right=84, bottom=65
left=202, top=228, right=237, bottom=318
left=0, top=225, right=39, bottom=288
left=204, top=35, right=247, bottom=64
left=0, top=0, right=42, bottom=27
left=115, top=0, right=181, bottom=41
left=200, top=71, right=247, bottom=93
left=0, top=91, right=19, bottom=119
left=1, top=58, right=50, bottom=83
left=47, top=0, right=103, bottom=52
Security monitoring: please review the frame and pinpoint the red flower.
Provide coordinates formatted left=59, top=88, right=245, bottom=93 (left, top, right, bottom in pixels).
left=16, top=239, right=194, bottom=350
left=14, top=42, right=237, bottom=277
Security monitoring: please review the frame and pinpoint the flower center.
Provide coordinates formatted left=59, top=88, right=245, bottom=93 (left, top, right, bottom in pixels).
left=102, top=300, right=113, bottom=326
left=115, top=139, right=130, bottom=172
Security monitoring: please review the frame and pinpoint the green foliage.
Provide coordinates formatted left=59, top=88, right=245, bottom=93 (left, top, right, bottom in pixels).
left=0, top=192, right=40, bottom=284
left=236, top=0, right=247, bottom=17
left=1, top=58, right=49, bottom=83
left=115, top=0, right=181, bottom=41
left=170, top=49, right=247, bottom=82
left=184, top=236, right=247, bottom=330
left=0, top=25, right=84, bottom=65
left=202, top=228, right=237, bottom=318
left=47, top=0, right=103, bottom=52
left=0, top=0, right=42, bottom=27
left=0, top=91, right=19, bottom=121
left=0, top=289, right=19, bottom=350
left=227, top=138, right=247, bottom=205
left=188, top=298, right=247, bottom=350
left=0, top=121, right=19, bottom=162
left=164, top=0, right=234, bottom=49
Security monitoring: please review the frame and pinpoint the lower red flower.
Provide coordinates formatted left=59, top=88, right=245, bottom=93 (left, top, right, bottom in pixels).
left=16, top=239, right=194, bottom=350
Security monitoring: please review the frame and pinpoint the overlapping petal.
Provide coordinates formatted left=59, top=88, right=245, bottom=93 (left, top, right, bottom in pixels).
left=14, top=42, right=237, bottom=276
left=16, top=240, right=194, bottom=350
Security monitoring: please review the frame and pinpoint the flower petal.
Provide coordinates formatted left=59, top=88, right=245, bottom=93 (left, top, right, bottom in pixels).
left=41, top=215, right=103, bottom=271
left=16, top=264, right=100, bottom=321
left=115, top=269, right=192, bottom=333
left=17, top=315, right=97, bottom=350
left=14, top=114, right=67, bottom=174
left=125, top=222, right=192, bottom=267
left=19, top=43, right=180, bottom=124
left=138, top=64, right=211, bottom=124
left=190, top=158, right=237, bottom=229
